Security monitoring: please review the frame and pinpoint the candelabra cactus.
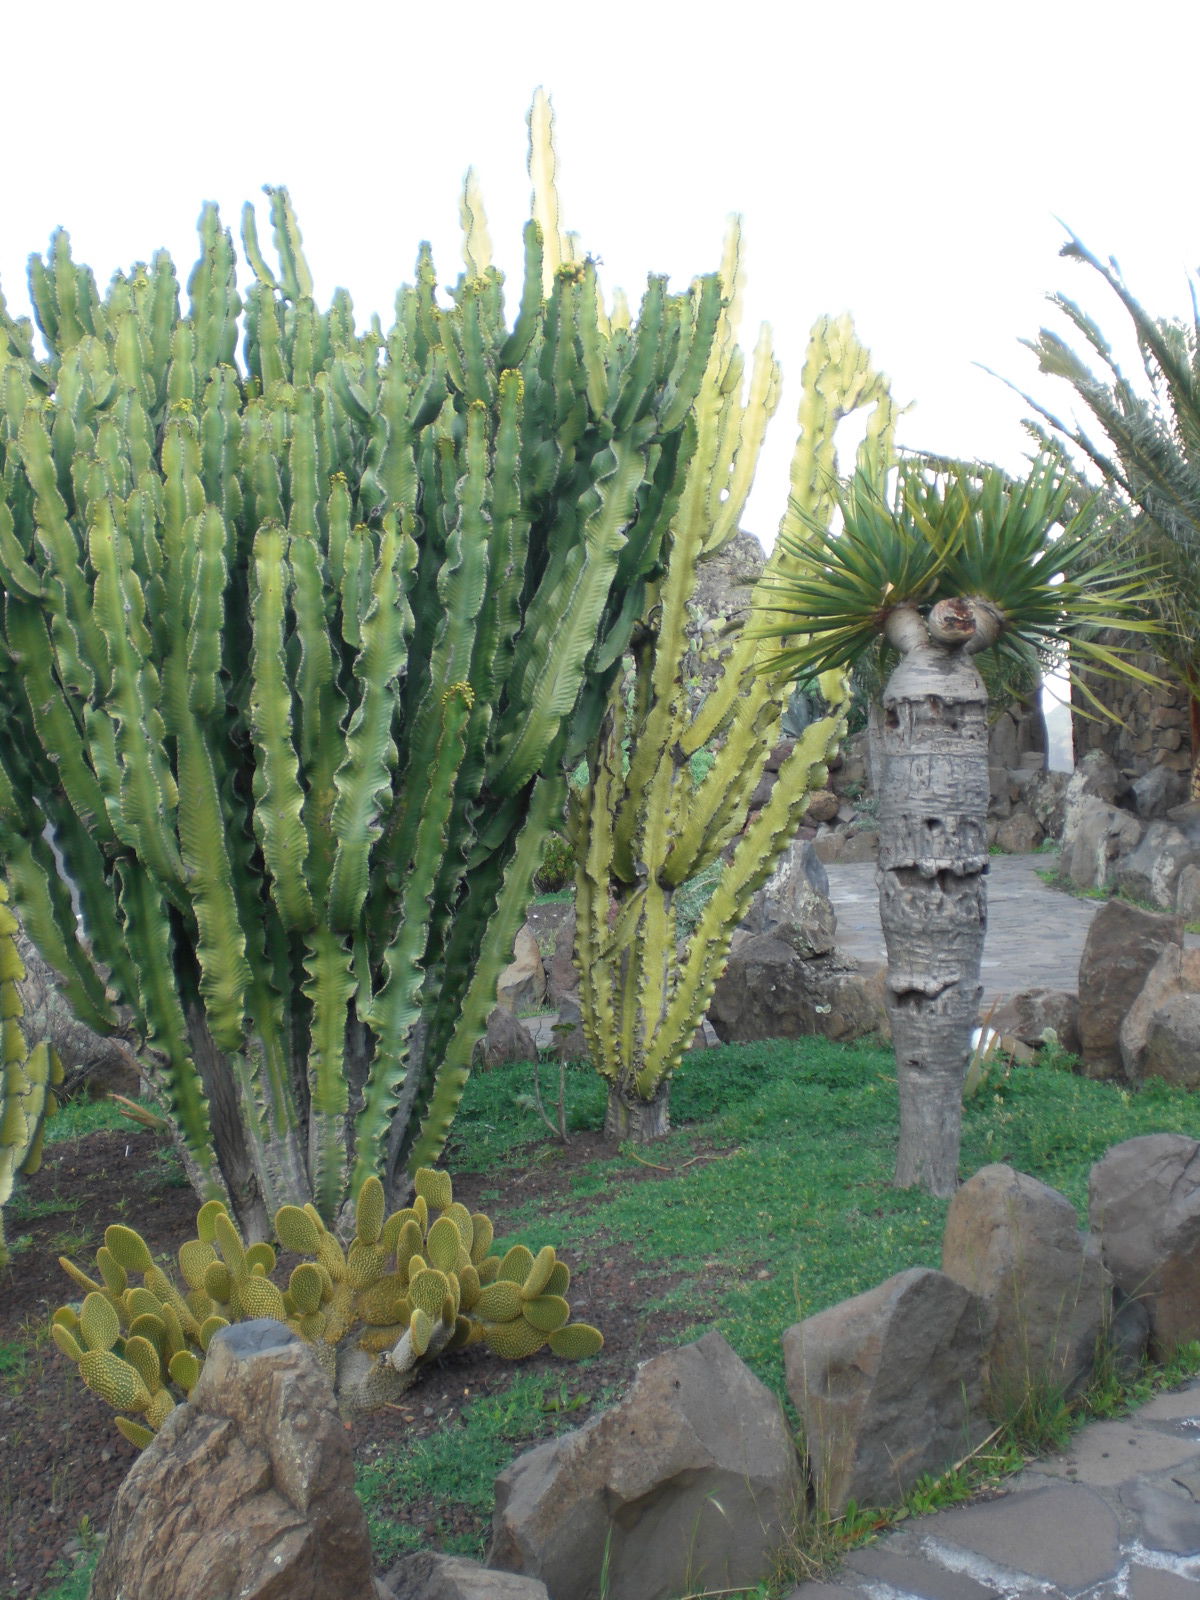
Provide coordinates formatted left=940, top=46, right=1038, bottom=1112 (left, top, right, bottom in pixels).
left=53, top=1166, right=602, bottom=1444
left=0, top=100, right=720, bottom=1234
left=573, top=275, right=897, bottom=1140
left=0, top=882, right=63, bottom=1265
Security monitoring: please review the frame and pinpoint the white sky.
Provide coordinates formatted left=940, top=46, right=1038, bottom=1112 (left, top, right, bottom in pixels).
left=4, top=0, right=1197, bottom=545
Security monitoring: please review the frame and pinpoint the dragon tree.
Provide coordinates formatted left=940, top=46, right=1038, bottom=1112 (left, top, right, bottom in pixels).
left=0, top=103, right=721, bottom=1237
left=756, top=456, right=1158, bottom=1193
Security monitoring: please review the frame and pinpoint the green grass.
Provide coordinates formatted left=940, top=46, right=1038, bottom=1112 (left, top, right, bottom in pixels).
left=44, top=1094, right=141, bottom=1144
left=355, top=1033, right=1200, bottom=1570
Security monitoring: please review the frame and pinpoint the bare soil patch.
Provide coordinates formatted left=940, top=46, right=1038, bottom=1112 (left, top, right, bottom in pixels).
left=1, top=1127, right=696, bottom=1598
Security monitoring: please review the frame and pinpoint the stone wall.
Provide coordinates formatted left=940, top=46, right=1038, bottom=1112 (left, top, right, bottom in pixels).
left=1071, top=635, right=1193, bottom=781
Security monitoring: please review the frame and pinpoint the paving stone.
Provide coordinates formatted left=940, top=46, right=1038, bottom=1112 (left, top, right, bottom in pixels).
left=1128, top=1564, right=1200, bottom=1599
left=1122, top=1474, right=1200, bottom=1555
left=1135, top=1383, right=1200, bottom=1425
left=1033, top=1417, right=1200, bottom=1488
left=781, top=1585, right=863, bottom=1600
left=843, top=1544, right=1001, bottom=1599
left=916, top=1484, right=1121, bottom=1592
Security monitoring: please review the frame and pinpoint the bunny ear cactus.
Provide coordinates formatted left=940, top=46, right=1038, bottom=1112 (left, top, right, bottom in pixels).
left=53, top=1167, right=601, bottom=1441
left=0, top=881, right=63, bottom=1265
left=573, top=282, right=897, bottom=1140
left=0, top=107, right=720, bottom=1236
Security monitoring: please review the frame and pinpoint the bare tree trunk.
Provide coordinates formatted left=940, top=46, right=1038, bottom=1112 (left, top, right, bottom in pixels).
left=878, top=601, right=994, bottom=1195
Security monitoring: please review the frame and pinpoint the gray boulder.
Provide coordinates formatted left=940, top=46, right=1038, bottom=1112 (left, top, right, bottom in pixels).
left=1140, top=993, right=1200, bottom=1088
left=942, top=1164, right=1112, bottom=1406
left=989, top=988, right=1080, bottom=1056
left=489, top=1330, right=800, bottom=1600
left=495, top=925, right=546, bottom=1015
left=783, top=1268, right=990, bottom=1515
left=1132, top=763, right=1190, bottom=819
left=1060, top=795, right=1143, bottom=892
left=1077, top=900, right=1184, bottom=1078
left=1112, top=820, right=1200, bottom=911
left=737, top=839, right=836, bottom=957
left=993, top=808, right=1045, bottom=854
left=1089, top=1135, right=1200, bottom=1356
left=709, top=934, right=888, bottom=1045
left=1175, top=862, right=1200, bottom=922
left=386, top=1553, right=548, bottom=1600
left=91, top=1321, right=376, bottom=1600
left=475, top=1008, right=539, bottom=1069
left=1119, top=945, right=1200, bottom=1083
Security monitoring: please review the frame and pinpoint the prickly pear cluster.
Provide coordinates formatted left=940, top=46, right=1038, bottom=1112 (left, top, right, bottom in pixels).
left=53, top=1167, right=602, bottom=1446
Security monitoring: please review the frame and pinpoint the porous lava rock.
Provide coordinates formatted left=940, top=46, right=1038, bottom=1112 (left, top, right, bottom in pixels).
left=1076, top=901, right=1183, bottom=1078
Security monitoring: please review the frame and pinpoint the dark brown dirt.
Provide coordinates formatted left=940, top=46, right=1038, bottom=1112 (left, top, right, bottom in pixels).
left=0, top=1126, right=699, bottom=1599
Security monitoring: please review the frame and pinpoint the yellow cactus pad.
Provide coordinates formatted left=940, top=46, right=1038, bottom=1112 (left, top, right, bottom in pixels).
left=409, top=1267, right=452, bottom=1320
left=122, top=1335, right=165, bottom=1395
left=482, top=1318, right=546, bottom=1360
left=443, top=1201, right=474, bottom=1249
left=469, top=1213, right=494, bottom=1264
left=409, top=1306, right=433, bottom=1358
left=195, top=1200, right=227, bottom=1245
left=95, top=1247, right=128, bottom=1297
left=548, top=1323, right=604, bottom=1359
left=544, top=1261, right=570, bottom=1297
left=79, top=1349, right=152, bottom=1413
left=413, top=1168, right=453, bottom=1212
left=244, top=1242, right=276, bottom=1276
left=354, top=1177, right=386, bottom=1246
left=127, top=1313, right=168, bottom=1354
left=51, top=1322, right=84, bottom=1363
left=177, top=1238, right=216, bottom=1290
left=287, top=1262, right=326, bottom=1316
left=346, top=1241, right=387, bottom=1290
left=426, top=1216, right=466, bottom=1275
left=521, top=1294, right=570, bottom=1334
left=203, top=1260, right=233, bottom=1303
left=168, top=1349, right=201, bottom=1392
left=80, top=1292, right=121, bottom=1353
left=357, top=1279, right=409, bottom=1327
left=235, top=1276, right=287, bottom=1321
left=476, top=1280, right=522, bottom=1322
left=497, top=1245, right=534, bottom=1284
left=115, top=1417, right=155, bottom=1449
left=357, top=1322, right=407, bottom=1353
left=520, top=1245, right=558, bottom=1300
left=274, top=1204, right=323, bottom=1255
left=104, top=1224, right=154, bottom=1274
left=198, top=1314, right=230, bottom=1350
left=145, top=1387, right=176, bottom=1429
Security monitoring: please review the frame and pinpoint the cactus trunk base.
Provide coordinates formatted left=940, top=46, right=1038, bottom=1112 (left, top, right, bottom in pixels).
left=604, top=1084, right=670, bottom=1144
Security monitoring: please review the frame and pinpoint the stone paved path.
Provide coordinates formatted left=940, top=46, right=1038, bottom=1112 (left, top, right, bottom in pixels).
left=826, top=851, right=1199, bottom=1012
left=786, top=1378, right=1200, bottom=1600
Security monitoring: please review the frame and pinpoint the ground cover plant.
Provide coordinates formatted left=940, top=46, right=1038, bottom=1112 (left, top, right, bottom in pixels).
left=6, top=1031, right=1200, bottom=1598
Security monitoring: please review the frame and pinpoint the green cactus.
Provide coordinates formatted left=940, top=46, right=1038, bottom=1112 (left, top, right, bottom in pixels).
left=0, top=101, right=719, bottom=1234
left=0, top=882, right=63, bottom=1265
left=573, top=238, right=898, bottom=1138
left=52, top=1166, right=602, bottom=1444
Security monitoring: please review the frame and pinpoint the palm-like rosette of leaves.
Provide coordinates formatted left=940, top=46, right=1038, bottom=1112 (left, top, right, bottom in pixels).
left=755, top=454, right=1163, bottom=710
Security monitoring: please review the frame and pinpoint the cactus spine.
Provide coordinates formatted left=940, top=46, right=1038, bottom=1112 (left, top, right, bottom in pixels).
left=0, top=115, right=719, bottom=1232
left=53, top=1168, right=601, bottom=1441
left=573, top=285, right=896, bottom=1139
left=0, top=882, right=63, bottom=1265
